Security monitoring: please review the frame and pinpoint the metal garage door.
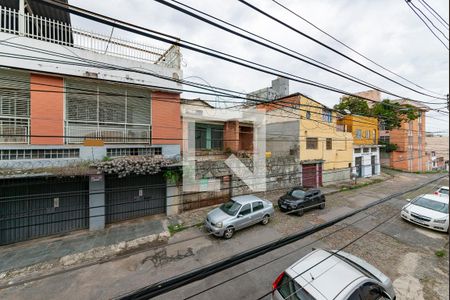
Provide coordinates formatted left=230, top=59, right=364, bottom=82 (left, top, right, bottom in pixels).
left=105, top=174, right=166, bottom=224
left=0, top=176, right=89, bottom=245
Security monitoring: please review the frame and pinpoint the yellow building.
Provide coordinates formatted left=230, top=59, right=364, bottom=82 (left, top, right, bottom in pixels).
left=261, top=93, right=353, bottom=187
left=337, top=115, right=381, bottom=177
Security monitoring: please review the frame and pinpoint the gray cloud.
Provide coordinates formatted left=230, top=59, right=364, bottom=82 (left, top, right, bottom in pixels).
left=70, top=0, right=449, bottom=132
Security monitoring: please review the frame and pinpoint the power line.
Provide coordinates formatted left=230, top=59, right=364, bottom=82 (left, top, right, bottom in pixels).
left=237, top=0, right=448, bottom=99
left=418, top=0, right=450, bottom=28
left=1, top=82, right=444, bottom=135
left=184, top=176, right=445, bottom=299
left=165, top=0, right=391, bottom=97
left=28, top=0, right=449, bottom=105
left=270, top=0, right=446, bottom=97
left=409, top=0, right=449, bottom=41
left=115, top=175, right=446, bottom=299
left=405, top=0, right=449, bottom=50
left=2, top=19, right=448, bottom=114
left=153, top=0, right=437, bottom=102
left=2, top=37, right=447, bottom=120
left=154, top=0, right=446, bottom=102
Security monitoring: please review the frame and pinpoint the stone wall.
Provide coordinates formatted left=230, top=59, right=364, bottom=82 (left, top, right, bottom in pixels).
left=181, top=156, right=302, bottom=210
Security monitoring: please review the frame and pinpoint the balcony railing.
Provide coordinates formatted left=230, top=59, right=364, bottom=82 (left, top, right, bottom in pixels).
left=0, top=6, right=180, bottom=68
left=65, top=122, right=151, bottom=144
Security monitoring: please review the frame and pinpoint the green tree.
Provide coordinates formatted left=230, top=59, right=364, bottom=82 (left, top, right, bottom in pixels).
left=372, top=100, right=420, bottom=130
left=334, top=96, right=372, bottom=116
left=335, top=97, right=420, bottom=130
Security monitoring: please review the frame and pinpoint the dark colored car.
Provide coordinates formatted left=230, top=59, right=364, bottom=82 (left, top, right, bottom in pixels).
left=278, top=187, right=325, bottom=216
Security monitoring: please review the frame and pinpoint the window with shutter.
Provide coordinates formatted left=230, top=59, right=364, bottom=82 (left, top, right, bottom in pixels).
left=65, top=79, right=151, bottom=144
left=0, top=70, right=30, bottom=144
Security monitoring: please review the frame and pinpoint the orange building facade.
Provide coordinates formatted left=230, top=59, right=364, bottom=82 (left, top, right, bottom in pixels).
left=387, top=111, right=427, bottom=172
left=0, top=69, right=182, bottom=168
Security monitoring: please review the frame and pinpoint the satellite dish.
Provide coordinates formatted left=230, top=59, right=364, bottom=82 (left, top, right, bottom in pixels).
left=344, top=109, right=351, bottom=115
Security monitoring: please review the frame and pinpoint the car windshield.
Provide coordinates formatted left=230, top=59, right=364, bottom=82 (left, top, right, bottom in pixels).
left=289, top=189, right=306, bottom=198
left=412, top=197, right=449, bottom=213
left=220, top=200, right=242, bottom=216
left=438, top=188, right=449, bottom=195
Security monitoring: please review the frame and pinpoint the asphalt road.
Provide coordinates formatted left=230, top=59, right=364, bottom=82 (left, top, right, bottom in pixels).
left=0, top=174, right=448, bottom=300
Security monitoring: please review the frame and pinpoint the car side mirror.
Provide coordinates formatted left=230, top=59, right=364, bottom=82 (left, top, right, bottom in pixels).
left=406, top=198, right=411, bottom=202
left=237, top=214, right=243, bottom=218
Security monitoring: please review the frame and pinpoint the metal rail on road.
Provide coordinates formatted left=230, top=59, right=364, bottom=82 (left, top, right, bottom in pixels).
left=117, top=175, right=448, bottom=300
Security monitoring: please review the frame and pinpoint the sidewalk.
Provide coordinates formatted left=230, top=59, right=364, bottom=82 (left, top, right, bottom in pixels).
left=0, top=216, right=169, bottom=281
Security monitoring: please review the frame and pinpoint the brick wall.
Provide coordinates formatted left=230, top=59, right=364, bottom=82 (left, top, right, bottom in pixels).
left=151, top=91, right=182, bottom=145
left=30, top=74, right=64, bottom=145
left=223, top=121, right=239, bottom=152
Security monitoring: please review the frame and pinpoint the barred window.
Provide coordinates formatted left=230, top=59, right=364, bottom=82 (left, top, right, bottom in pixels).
left=106, top=147, right=162, bottom=157
left=0, top=149, right=79, bottom=160
left=306, top=137, right=318, bottom=150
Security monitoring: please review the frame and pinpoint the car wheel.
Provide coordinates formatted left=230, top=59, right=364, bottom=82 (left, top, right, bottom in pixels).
left=319, top=201, right=325, bottom=209
left=297, top=206, right=304, bottom=217
left=223, top=227, right=234, bottom=239
left=261, top=214, right=270, bottom=225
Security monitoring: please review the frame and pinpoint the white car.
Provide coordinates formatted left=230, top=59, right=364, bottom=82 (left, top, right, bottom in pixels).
left=434, top=186, right=449, bottom=197
left=272, top=249, right=395, bottom=300
left=401, top=194, right=449, bottom=232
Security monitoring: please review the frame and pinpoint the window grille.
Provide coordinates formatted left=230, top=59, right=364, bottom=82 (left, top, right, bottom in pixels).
left=0, top=148, right=79, bottom=160
left=106, top=147, right=162, bottom=157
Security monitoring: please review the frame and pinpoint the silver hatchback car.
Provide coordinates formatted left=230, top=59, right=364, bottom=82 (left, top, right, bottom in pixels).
left=205, top=195, right=275, bottom=239
left=272, top=249, right=395, bottom=300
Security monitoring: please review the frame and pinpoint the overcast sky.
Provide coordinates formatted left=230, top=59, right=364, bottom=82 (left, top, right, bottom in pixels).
left=70, top=0, right=449, bottom=132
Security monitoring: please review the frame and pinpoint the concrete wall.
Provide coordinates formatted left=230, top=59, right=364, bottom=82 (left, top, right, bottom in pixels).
left=322, top=167, right=351, bottom=186
left=89, top=174, right=105, bottom=230
left=266, top=121, right=299, bottom=157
